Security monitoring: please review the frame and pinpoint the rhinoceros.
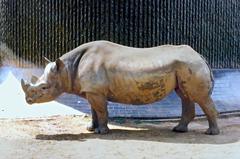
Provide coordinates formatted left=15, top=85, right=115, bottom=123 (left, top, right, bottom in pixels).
left=21, top=40, right=219, bottom=135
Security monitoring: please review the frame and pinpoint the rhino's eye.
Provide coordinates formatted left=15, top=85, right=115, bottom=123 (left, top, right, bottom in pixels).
left=40, top=84, right=50, bottom=90
left=42, top=86, right=48, bottom=90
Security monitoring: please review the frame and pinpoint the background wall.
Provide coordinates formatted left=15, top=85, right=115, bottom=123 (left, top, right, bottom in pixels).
left=1, top=0, right=240, bottom=68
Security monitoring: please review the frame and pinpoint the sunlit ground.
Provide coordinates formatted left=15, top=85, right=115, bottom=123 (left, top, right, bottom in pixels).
left=0, top=113, right=240, bottom=159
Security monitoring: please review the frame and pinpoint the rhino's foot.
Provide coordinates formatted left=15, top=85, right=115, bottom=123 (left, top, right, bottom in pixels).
left=205, top=127, right=220, bottom=135
left=172, top=124, right=188, bottom=133
left=86, top=122, right=98, bottom=132
left=94, top=126, right=110, bottom=134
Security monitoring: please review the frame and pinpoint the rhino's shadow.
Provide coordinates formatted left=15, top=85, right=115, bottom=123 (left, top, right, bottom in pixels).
left=35, top=125, right=239, bottom=145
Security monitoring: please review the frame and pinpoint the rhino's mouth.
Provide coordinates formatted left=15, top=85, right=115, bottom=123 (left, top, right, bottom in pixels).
left=26, top=97, right=34, bottom=104
left=25, top=93, right=44, bottom=104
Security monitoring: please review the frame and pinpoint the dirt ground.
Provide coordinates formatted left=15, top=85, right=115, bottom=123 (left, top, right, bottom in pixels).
left=0, top=114, right=239, bottom=159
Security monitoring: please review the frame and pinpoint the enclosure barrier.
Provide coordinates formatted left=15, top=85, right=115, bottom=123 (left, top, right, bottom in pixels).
left=0, top=0, right=239, bottom=68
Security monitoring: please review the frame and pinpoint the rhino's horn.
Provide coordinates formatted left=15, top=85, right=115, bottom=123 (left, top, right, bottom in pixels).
left=43, top=56, right=51, bottom=65
left=21, top=79, right=29, bottom=92
left=55, top=58, right=65, bottom=71
left=30, top=75, right=38, bottom=84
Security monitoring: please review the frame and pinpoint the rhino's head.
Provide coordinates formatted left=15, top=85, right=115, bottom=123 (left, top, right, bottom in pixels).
left=21, top=58, right=65, bottom=104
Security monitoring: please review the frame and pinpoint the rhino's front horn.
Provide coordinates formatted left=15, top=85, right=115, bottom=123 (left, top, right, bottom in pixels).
left=21, top=79, right=30, bottom=92
left=31, top=75, right=38, bottom=84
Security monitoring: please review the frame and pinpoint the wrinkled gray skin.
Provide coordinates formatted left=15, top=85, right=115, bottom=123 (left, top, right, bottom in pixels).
left=21, top=41, right=220, bottom=135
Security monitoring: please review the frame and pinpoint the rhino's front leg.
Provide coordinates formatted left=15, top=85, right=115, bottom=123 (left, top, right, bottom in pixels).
left=86, top=92, right=109, bottom=134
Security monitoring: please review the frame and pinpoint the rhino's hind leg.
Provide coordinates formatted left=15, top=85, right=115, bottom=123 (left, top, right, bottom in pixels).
left=86, top=107, right=99, bottom=131
left=197, top=97, right=220, bottom=135
left=173, top=88, right=195, bottom=133
left=86, top=93, right=109, bottom=134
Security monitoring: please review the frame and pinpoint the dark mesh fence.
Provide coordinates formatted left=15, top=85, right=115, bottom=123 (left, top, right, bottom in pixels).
left=1, top=0, right=240, bottom=68
left=0, top=0, right=5, bottom=43
left=0, top=0, right=6, bottom=66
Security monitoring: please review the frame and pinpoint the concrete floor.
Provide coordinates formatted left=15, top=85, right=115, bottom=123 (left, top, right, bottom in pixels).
left=0, top=115, right=240, bottom=159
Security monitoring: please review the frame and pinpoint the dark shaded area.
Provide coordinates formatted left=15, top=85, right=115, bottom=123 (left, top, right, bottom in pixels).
left=0, top=0, right=239, bottom=68
left=35, top=125, right=240, bottom=144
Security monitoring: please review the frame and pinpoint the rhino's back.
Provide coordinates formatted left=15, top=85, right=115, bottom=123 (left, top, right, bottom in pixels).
left=78, top=40, right=203, bottom=70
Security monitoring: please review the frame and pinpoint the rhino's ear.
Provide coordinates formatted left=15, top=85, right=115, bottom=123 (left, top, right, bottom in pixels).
left=30, top=75, right=38, bottom=84
left=43, top=56, right=51, bottom=66
left=21, top=79, right=30, bottom=92
left=55, top=58, right=65, bottom=71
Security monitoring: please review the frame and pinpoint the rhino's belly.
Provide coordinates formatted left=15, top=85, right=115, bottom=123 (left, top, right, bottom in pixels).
left=107, top=73, right=176, bottom=105
left=107, top=88, right=170, bottom=105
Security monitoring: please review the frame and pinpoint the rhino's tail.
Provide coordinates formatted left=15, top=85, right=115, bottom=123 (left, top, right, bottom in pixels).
left=200, top=55, right=215, bottom=95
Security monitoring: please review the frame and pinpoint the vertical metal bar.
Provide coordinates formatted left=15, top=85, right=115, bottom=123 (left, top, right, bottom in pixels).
left=136, top=0, right=140, bottom=47
left=150, top=0, right=153, bottom=46
left=107, top=0, right=111, bottom=41
left=117, top=0, right=121, bottom=44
